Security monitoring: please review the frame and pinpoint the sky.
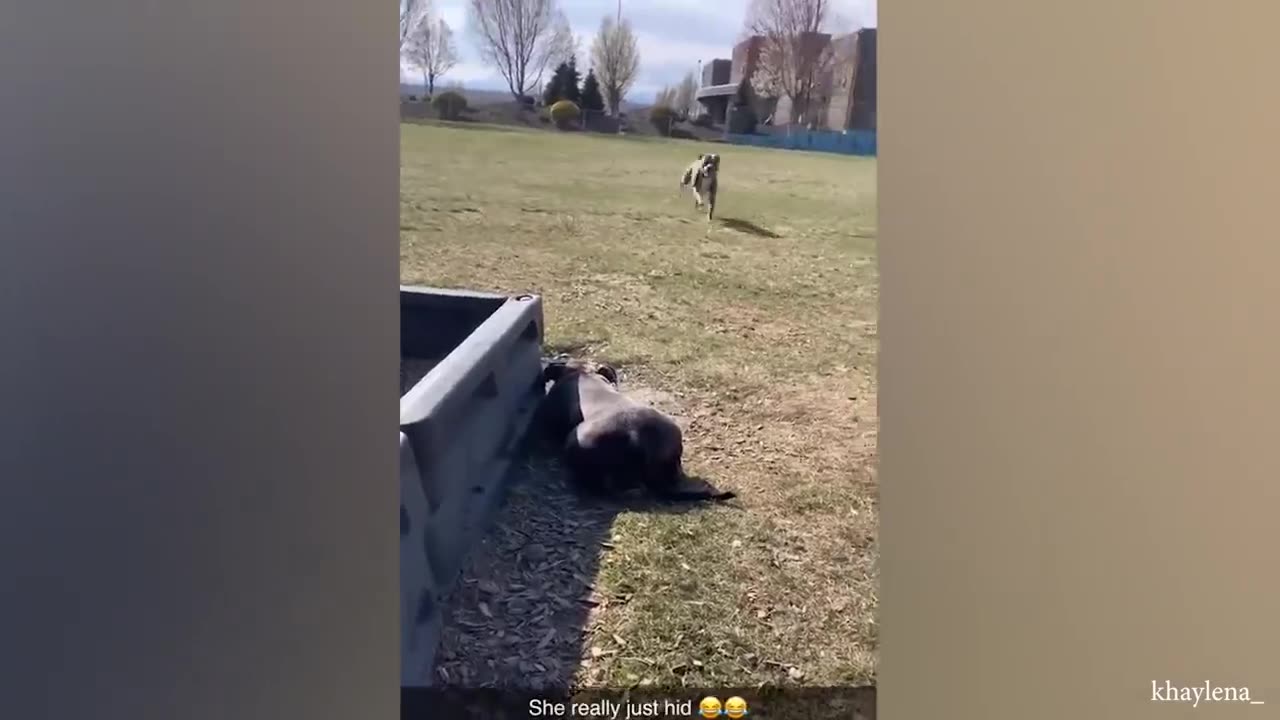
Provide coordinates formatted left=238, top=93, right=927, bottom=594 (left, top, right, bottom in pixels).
left=401, top=0, right=877, bottom=103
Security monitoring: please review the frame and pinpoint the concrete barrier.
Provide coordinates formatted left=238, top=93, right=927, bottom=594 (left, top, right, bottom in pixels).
left=398, top=286, right=545, bottom=686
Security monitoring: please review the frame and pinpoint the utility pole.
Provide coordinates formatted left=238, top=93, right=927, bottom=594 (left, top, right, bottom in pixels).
left=616, top=0, right=621, bottom=24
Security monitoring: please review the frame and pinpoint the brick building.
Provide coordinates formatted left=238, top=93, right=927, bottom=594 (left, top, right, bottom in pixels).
left=768, top=31, right=832, bottom=127
left=824, top=28, right=877, bottom=130
left=730, top=35, right=764, bottom=85
left=695, top=27, right=877, bottom=132
left=701, top=58, right=732, bottom=87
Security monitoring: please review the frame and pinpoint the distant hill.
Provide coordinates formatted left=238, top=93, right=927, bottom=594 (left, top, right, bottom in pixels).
left=399, top=82, right=647, bottom=113
left=399, top=83, right=513, bottom=106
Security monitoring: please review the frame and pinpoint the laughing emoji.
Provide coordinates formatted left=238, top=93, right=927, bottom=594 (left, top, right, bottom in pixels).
left=724, top=696, right=748, bottom=718
left=699, top=696, right=722, bottom=718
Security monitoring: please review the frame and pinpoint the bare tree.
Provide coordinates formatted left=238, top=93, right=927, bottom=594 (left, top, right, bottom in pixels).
left=674, top=70, right=699, bottom=119
left=589, top=15, right=641, bottom=116
left=400, top=0, right=429, bottom=55
left=406, top=16, right=458, bottom=96
left=654, top=86, right=675, bottom=108
left=744, top=0, right=836, bottom=126
left=466, top=0, right=574, bottom=100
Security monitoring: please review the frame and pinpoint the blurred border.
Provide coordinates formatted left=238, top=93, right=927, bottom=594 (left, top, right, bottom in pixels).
left=5, top=0, right=1280, bottom=717
left=880, top=1, right=1280, bottom=717
left=0, top=0, right=398, bottom=718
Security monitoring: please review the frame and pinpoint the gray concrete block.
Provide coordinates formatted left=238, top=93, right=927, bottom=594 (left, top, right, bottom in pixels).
left=398, top=286, right=545, bottom=687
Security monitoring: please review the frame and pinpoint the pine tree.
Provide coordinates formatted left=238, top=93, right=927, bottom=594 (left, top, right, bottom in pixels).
left=563, top=56, right=582, bottom=105
left=580, top=70, right=606, bottom=112
left=542, top=62, right=568, bottom=105
left=543, top=60, right=583, bottom=107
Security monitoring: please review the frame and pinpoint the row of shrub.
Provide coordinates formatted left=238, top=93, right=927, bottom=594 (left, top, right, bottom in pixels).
left=421, top=81, right=759, bottom=137
left=647, top=107, right=726, bottom=138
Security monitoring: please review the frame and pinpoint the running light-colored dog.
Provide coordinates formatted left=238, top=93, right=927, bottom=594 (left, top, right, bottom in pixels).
left=679, top=153, right=721, bottom=221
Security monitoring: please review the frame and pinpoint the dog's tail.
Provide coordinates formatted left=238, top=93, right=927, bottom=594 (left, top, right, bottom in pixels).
left=651, top=463, right=738, bottom=503
left=680, top=166, right=694, bottom=188
left=655, top=486, right=738, bottom=502
left=668, top=489, right=737, bottom=502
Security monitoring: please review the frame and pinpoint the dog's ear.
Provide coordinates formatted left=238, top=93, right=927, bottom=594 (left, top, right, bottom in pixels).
left=594, top=364, right=619, bottom=386
left=697, top=153, right=706, bottom=161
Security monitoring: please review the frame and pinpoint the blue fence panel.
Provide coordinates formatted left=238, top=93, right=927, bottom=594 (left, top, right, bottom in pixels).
left=723, top=128, right=877, bottom=157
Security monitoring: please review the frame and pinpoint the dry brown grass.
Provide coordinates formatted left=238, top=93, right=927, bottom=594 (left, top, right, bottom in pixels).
left=402, top=121, right=878, bottom=689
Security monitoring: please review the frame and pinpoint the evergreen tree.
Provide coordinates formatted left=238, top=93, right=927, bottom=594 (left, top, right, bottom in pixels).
left=542, top=62, right=567, bottom=105
left=543, top=59, right=583, bottom=106
left=562, top=55, right=582, bottom=105
left=580, top=70, right=606, bottom=112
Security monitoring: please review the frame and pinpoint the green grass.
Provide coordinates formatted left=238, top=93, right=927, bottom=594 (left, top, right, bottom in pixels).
left=403, top=121, right=879, bottom=688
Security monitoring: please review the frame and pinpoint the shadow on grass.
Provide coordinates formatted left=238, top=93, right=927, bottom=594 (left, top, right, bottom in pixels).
left=430, top=448, right=620, bottom=690
left=719, top=217, right=782, bottom=238
left=429, top=438, right=732, bottom=689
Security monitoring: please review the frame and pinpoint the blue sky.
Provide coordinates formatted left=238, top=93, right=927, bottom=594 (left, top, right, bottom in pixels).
left=401, top=0, right=877, bottom=103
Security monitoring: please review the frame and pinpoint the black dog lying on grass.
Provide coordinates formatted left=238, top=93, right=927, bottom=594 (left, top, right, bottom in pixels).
left=536, top=358, right=736, bottom=503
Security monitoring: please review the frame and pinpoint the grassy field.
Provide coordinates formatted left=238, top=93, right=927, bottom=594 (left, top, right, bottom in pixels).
left=401, top=121, right=879, bottom=689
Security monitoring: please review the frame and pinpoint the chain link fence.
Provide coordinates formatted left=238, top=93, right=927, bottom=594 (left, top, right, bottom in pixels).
left=577, top=108, right=623, bottom=134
